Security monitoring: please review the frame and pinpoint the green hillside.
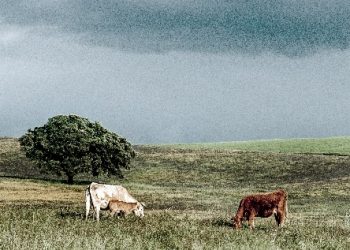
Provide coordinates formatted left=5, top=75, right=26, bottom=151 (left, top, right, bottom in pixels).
left=158, top=136, right=350, bottom=154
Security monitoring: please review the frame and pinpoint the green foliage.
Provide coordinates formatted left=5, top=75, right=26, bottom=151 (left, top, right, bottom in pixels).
left=18, top=115, right=135, bottom=183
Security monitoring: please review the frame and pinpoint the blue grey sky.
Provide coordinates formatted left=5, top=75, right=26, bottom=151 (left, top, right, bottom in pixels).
left=1, top=0, right=350, bottom=143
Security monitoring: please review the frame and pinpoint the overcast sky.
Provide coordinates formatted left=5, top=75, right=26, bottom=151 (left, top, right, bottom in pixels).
left=1, top=0, right=350, bottom=144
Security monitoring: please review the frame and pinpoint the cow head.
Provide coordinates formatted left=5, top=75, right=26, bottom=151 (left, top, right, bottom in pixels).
left=132, top=202, right=145, bottom=218
left=232, top=216, right=242, bottom=229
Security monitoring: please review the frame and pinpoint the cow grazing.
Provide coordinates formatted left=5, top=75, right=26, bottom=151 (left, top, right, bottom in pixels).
left=108, top=199, right=144, bottom=218
left=85, top=182, right=145, bottom=221
left=232, top=189, right=288, bottom=229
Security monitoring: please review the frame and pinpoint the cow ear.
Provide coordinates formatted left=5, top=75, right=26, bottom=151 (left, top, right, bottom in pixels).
left=140, top=202, right=146, bottom=208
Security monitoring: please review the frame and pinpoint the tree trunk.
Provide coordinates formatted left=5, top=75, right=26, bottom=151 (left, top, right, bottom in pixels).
left=67, top=174, right=74, bottom=184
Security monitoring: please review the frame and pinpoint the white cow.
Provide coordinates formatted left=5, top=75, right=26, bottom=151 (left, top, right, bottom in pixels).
left=85, top=182, right=145, bottom=221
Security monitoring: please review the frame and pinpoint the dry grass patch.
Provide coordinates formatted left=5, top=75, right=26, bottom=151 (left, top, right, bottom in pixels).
left=0, top=179, right=84, bottom=205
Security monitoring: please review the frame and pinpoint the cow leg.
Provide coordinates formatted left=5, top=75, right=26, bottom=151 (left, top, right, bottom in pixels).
left=274, top=212, right=280, bottom=226
left=85, top=202, right=90, bottom=220
left=248, top=214, right=255, bottom=230
left=274, top=210, right=285, bottom=227
left=276, top=198, right=288, bottom=227
left=276, top=210, right=286, bottom=227
left=85, top=189, right=91, bottom=220
left=95, top=205, right=101, bottom=222
left=110, top=210, right=116, bottom=217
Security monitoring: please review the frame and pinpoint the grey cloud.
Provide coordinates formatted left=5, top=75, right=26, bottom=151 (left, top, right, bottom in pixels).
left=2, top=37, right=349, bottom=143
left=1, top=0, right=349, bottom=55
left=1, top=1, right=350, bottom=144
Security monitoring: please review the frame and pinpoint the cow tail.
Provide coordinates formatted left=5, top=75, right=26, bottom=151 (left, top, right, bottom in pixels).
left=88, top=183, right=95, bottom=211
left=284, top=192, right=288, bottom=218
left=85, top=183, right=96, bottom=220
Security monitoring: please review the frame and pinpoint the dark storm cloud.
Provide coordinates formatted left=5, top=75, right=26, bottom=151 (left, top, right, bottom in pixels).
left=1, top=0, right=349, bottom=55
left=1, top=1, right=350, bottom=144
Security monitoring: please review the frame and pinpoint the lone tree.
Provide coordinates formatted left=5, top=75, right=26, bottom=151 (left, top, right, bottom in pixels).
left=19, top=115, right=135, bottom=184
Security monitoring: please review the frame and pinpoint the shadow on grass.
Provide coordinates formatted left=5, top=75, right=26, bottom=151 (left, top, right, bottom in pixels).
left=203, top=217, right=283, bottom=232
left=57, top=208, right=85, bottom=219
left=201, top=217, right=233, bottom=228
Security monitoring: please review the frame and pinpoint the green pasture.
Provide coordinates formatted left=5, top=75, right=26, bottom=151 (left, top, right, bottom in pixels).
left=0, top=137, right=349, bottom=249
left=158, top=136, right=350, bottom=155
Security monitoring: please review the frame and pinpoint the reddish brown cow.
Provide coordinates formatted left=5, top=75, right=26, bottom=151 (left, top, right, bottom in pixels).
left=232, top=189, right=288, bottom=229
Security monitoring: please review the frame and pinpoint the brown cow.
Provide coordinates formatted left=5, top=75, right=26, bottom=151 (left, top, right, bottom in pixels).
left=232, top=189, right=288, bottom=229
left=108, top=199, right=144, bottom=218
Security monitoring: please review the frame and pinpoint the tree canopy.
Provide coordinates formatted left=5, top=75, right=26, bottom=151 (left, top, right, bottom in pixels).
left=19, top=115, right=135, bottom=184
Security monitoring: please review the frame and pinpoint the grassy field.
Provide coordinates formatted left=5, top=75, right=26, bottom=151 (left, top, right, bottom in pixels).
left=157, top=136, right=350, bottom=155
left=0, top=137, right=349, bottom=249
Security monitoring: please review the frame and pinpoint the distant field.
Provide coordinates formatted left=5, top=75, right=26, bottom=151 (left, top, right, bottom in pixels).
left=157, top=136, right=350, bottom=155
left=0, top=137, right=349, bottom=249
